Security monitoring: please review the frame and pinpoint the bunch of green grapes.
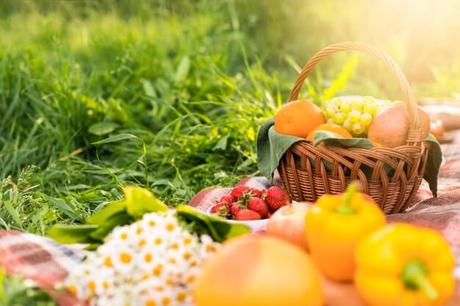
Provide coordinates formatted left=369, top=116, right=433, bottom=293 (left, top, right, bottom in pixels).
left=323, top=96, right=392, bottom=137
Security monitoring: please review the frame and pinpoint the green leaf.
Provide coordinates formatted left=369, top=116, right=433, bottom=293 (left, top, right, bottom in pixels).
left=124, top=186, right=168, bottom=219
left=175, top=205, right=250, bottom=242
left=424, top=134, right=442, bottom=197
left=213, top=135, right=229, bottom=151
left=49, top=197, right=83, bottom=222
left=88, top=122, right=119, bottom=136
left=141, top=79, right=157, bottom=97
left=175, top=56, right=191, bottom=84
left=89, top=211, right=133, bottom=241
left=91, top=133, right=138, bottom=145
left=47, top=224, right=99, bottom=244
left=86, top=200, right=127, bottom=225
left=313, top=131, right=374, bottom=149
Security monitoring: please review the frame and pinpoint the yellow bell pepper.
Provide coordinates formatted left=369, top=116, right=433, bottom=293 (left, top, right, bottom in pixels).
left=355, top=223, right=456, bottom=306
left=306, top=182, right=386, bottom=282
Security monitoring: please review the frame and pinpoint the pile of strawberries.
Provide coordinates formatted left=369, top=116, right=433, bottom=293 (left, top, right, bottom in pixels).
left=210, top=185, right=291, bottom=220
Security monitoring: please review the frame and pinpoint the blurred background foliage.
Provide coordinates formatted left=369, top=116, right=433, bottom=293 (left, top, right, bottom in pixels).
left=0, top=0, right=459, bottom=233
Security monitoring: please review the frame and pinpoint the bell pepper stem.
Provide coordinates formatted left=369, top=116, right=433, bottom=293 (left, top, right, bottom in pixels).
left=335, top=182, right=359, bottom=215
left=401, top=261, right=438, bottom=301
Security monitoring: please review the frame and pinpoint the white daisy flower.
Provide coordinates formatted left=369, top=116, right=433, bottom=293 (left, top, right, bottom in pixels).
left=66, top=211, right=221, bottom=306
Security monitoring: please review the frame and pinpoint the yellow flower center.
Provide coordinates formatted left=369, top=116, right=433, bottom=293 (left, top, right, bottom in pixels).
left=166, top=223, right=175, bottom=232
left=145, top=299, right=157, bottom=306
left=138, top=239, right=147, bottom=247
left=88, top=281, right=96, bottom=291
left=104, top=256, right=113, bottom=267
left=183, top=252, right=192, bottom=261
left=162, top=297, right=171, bottom=306
left=153, top=265, right=163, bottom=276
left=144, top=253, right=153, bottom=263
left=119, top=252, right=132, bottom=264
left=68, top=285, right=78, bottom=296
left=177, top=292, right=187, bottom=302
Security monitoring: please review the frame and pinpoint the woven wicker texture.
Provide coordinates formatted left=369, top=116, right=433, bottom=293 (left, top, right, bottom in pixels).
left=278, top=42, right=429, bottom=213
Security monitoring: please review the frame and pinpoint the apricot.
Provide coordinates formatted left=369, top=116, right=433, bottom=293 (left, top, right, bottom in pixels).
left=367, top=103, right=430, bottom=147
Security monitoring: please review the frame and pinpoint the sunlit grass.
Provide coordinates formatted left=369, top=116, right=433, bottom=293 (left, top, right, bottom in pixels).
left=0, top=0, right=459, bottom=234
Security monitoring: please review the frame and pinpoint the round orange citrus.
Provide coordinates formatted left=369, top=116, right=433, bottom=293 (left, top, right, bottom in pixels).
left=306, top=123, right=353, bottom=142
left=194, top=235, right=324, bottom=306
left=274, top=100, right=324, bottom=138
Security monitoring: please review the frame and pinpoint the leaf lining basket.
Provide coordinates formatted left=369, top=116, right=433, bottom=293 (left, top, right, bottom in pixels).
left=277, top=42, right=430, bottom=214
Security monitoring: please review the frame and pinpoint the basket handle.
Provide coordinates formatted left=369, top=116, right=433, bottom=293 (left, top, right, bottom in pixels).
left=288, top=42, right=422, bottom=144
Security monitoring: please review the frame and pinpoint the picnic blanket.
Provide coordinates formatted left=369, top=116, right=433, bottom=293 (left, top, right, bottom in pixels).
left=2, top=137, right=460, bottom=305
left=0, top=231, right=85, bottom=305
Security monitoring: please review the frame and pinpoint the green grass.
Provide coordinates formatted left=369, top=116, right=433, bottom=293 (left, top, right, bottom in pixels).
left=1, top=0, right=460, bottom=235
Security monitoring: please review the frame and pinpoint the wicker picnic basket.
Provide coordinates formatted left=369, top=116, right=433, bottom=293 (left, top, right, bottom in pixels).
left=277, top=42, right=430, bottom=214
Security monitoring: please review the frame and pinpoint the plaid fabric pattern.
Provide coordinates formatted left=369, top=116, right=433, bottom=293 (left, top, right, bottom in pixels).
left=0, top=230, right=85, bottom=306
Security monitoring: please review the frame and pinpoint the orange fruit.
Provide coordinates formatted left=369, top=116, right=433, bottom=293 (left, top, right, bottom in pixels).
left=274, top=100, right=324, bottom=138
left=194, top=235, right=324, bottom=306
left=306, top=123, right=353, bottom=142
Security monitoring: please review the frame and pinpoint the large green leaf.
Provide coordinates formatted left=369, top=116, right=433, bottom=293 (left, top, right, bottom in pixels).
left=86, top=200, right=127, bottom=225
left=313, top=131, right=374, bottom=148
left=89, top=211, right=133, bottom=241
left=424, top=134, right=442, bottom=197
left=175, top=205, right=250, bottom=242
left=124, top=186, right=168, bottom=218
left=47, top=224, right=99, bottom=244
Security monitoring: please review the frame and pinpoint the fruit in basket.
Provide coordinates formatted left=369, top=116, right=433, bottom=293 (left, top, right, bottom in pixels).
left=194, top=235, right=324, bottom=306
left=306, top=123, right=353, bottom=142
left=323, top=96, right=392, bottom=137
left=367, top=103, right=430, bottom=147
left=265, top=186, right=290, bottom=211
left=274, top=99, right=325, bottom=138
left=306, top=182, right=386, bottom=282
left=355, top=224, right=456, bottom=306
left=267, top=202, right=311, bottom=250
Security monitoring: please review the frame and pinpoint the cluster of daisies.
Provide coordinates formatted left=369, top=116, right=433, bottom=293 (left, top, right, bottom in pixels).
left=65, top=210, right=220, bottom=306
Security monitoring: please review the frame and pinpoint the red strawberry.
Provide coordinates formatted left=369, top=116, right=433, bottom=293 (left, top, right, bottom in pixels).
left=230, top=185, right=250, bottom=199
left=248, top=188, right=263, bottom=198
left=210, top=203, right=229, bottom=218
left=247, top=198, right=269, bottom=218
left=235, top=209, right=261, bottom=221
left=265, top=186, right=290, bottom=211
left=230, top=202, right=243, bottom=217
left=220, top=194, right=235, bottom=204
